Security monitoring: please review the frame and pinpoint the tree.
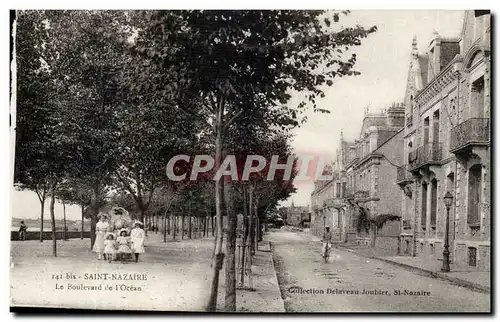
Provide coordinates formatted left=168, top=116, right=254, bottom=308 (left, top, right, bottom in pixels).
left=14, top=10, right=56, bottom=243
left=55, top=178, right=93, bottom=239
left=135, top=10, right=376, bottom=311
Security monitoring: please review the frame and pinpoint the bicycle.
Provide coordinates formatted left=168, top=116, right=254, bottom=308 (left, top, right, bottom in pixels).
left=322, top=242, right=331, bottom=263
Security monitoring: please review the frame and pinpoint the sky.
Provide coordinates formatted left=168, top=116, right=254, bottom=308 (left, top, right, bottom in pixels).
left=9, top=10, right=465, bottom=221
left=281, top=10, right=464, bottom=207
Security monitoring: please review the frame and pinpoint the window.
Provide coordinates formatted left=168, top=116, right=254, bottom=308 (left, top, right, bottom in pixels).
left=433, top=110, right=440, bottom=143
left=423, top=117, right=430, bottom=146
left=421, top=182, right=428, bottom=228
left=471, top=76, right=485, bottom=118
left=430, top=179, right=438, bottom=227
left=468, top=247, right=477, bottom=267
left=468, top=165, right=482, bottom=226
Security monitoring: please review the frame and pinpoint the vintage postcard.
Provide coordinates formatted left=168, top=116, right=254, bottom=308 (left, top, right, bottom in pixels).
left=9, top=9, right=491, bottom=312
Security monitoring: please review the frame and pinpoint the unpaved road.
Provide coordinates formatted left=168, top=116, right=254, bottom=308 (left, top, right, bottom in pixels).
left=269, top=230, right=490, bottom=312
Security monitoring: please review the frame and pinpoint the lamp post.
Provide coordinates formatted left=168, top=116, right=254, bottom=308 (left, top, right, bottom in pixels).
left=441, top=191, right=453, bottom=272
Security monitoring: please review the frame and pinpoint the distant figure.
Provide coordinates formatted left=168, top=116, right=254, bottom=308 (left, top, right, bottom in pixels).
left=19, top=221, right=27, bottom=241
left=321, top=227, right=332, bottom=257
left=130, top=221, right=145, bottom=263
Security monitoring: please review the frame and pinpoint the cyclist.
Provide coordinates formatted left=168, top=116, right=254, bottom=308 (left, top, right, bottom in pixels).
left=321, top=227, right=332, bottom=258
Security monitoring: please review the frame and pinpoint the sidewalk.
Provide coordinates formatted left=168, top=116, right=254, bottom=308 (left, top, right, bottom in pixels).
left=338, top=244, right=490, bottom=293
left=10, top=231, right=285, bottom=312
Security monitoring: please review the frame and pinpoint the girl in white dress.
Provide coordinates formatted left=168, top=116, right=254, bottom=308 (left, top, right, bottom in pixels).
left=130, top=221, right=146, bottom=262
left=104, top=233, right=117, bottom=263
left=93, top=214, right=110, bottom=260
left=117, top=229, right=131, bottom=263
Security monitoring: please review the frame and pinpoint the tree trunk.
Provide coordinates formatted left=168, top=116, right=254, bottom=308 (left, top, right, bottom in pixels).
left=249, top=190, right=256, bottom=255
left=81, top=204, right=85, bottom=239
left=224, top=181, right=237, bottom=311
left=206, top=96, right=226, bottom=312
left=181, top=215, right=185, bottom=240
left=240, top=186, right=249, bottom=287
left=173, top=215, right=176, bottom=241
left=50, top=183, right=57, bottom=257
left=188, top=202, right=192, bottom=239
left=211, top=215, right=215, bottom=236
left=167, top=214, right=171, bottom=235
left=39, top=199, right=45, bottom=242
left=163, top=211, right=168, bottom=243
left=63, top=201, right=67, bottom=241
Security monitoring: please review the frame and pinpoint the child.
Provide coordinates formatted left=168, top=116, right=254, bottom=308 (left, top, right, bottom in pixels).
left=104, top=233, right=117, bottom=263
left=116, top=229, right=131, bottom=263
left=130, top=221, right=145, bottom=263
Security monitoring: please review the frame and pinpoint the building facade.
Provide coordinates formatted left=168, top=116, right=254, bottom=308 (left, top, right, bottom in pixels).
left=282, top=202, right=310, bottom=228
left=310, top=133, right=355, bottom=242
left=344, top=105, right=405, bottom=255
left=396, top=11, right=490, bottom=271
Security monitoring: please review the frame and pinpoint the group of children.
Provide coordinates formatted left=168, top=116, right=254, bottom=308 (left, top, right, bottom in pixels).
left=94, top=217, right=146, bottom=263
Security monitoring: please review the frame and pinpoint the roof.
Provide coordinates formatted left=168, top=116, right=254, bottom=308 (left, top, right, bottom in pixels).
left=417, top=55, right=429, bottom=88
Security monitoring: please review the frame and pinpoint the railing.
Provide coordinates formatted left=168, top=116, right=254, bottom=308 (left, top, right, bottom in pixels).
left=450, top=118, right=490, bottom=153
left=396, top=164, right=413, bottom=183
left=343, top=189, right=355, bottom=200
left=406, top=114, right=413, bottom=127
left=354, top=190, right=370, bottom=201
left=408, top=143, right=443, bottom=171
left=402, top=219, right=412, bottom=228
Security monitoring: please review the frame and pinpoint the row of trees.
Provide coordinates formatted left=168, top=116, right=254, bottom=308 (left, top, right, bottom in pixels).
left=13, top=10, right=376, bottom=311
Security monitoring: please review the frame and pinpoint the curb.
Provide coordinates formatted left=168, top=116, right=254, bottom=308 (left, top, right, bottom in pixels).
left=267, top=242, right=287, bottom=312
left=338, top=246, right=490, bottom=294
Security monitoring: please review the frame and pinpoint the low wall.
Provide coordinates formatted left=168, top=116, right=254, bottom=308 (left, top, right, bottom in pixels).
left=11, top=231, right=91, bottom=241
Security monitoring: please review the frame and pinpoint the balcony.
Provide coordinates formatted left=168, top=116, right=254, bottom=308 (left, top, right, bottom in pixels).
left=343, top=189, right=355, bottom=200
left=396, top=164, right=414, bottom=184
left=408, top=143, right=443, bottom=172
left=406, top=114, right=413, bottom=127
left=450, top=118, right=490, bottom=154
left=402, top=219, right=412, bottom=229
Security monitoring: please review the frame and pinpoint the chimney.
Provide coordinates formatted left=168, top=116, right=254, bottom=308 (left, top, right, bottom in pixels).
left=386, top=102, right=405, bottom=128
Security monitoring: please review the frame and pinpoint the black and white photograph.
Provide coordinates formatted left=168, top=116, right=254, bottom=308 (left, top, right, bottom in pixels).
left=9, top=8, right=491, bottom=313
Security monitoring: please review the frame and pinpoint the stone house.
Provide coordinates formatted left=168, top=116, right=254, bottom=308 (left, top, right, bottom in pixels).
left=396, top=10, right=490, bottom=271
left=282, top=202, right=310, bottom=228
left=344, top=105, right=405, bottom=255
left=310, top=132, right=356, bottom=242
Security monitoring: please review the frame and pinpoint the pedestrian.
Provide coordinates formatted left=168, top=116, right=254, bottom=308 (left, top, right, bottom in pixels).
left=19, top=221, right=28, bottom=241
left=117, top=229, right=132, bottom=263
left=130, top=221, right=145, bottom=263
left=321, top=226, right=332, bottom=258
left=93, top=213, right=110, bottom=260
left=104, top=233, right=117, bottom=263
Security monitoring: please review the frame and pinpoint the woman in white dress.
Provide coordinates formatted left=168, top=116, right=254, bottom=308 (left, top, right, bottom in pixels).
left=93, top=214, right=110, bottom=260
left=130, top=221, right=145, bottom=262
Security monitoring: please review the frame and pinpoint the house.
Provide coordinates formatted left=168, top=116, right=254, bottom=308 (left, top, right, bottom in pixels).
left=343, top=104, right=405, bottom=255
left=310, top=131, right=356, bottom=242
left=282, top=202, right=310, bottom=227
left=396, top=11, right=490, bottom=271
